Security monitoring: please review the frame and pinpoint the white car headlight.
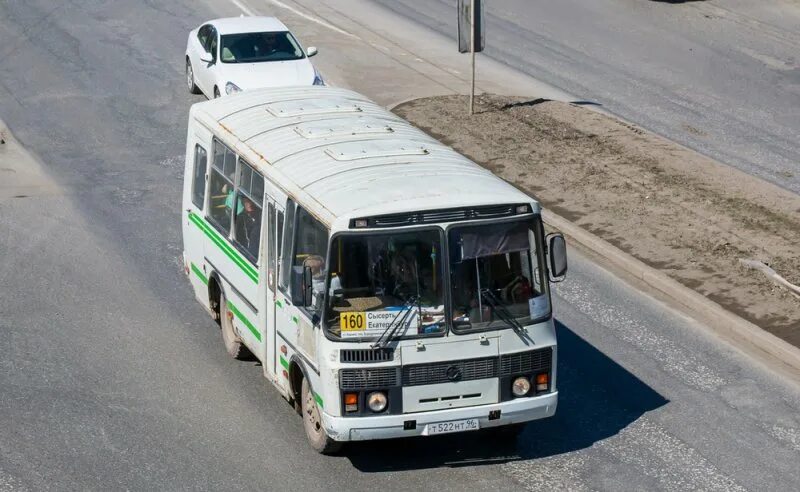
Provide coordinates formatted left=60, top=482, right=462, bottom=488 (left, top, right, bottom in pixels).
left=312, top=68, right=325, bottom=86
left=225, top=82, right=242, bottom=95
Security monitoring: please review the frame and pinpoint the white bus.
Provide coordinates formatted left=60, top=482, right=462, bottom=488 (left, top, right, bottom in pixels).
left=181, top=86, right=568, bottom=453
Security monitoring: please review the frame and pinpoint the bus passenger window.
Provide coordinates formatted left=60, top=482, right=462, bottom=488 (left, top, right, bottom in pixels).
left=208, top=140, right=236, bottom=234
left=191, top=144, right=207, bottom=209
left=233, top=161, right=263, bottom=263
left=234, top=195, right=261, bottom=262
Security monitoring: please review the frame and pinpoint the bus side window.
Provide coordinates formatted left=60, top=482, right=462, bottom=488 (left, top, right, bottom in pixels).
left=232, top=160, right=263, bottom=264
left=293, top=206, right=329, bottom=314
left=191, top=144, right=207, bottom=210
left=276, top=208, right=284, bottom=287
left=207, top=139, right=236, bottom=234
left=267, top=202, right=276, bottom=291
left=279, top=201, right=295, bottom=293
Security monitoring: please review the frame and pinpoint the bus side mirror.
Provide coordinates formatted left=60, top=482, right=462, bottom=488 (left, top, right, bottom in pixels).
left=303, top=266, right=314, bottom=308
left=546, top=233, right=568, bottom=282
left=291, top=266, right=310, bottom=306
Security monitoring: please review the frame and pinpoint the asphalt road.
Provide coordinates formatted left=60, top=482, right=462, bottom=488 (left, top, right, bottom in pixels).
left=370, top=0, right=800, bottom=194
left=1, top=0, right=800, bottom=490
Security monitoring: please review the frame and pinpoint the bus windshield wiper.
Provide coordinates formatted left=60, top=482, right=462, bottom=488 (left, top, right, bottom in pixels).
left=479, top=288, right=525, bottom=333
left=372, top=296, right=420, bottom=349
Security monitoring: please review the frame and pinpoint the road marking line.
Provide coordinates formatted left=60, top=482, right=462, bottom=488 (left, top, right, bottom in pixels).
left=268, top=0, right=359, bottom=39
left=230, top=0, right=359, bottom=39
left=229, top=0, right=257, bottom=16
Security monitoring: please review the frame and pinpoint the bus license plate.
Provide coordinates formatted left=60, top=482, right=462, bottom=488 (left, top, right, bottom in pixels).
left=422, top=418, right=480, bottom=436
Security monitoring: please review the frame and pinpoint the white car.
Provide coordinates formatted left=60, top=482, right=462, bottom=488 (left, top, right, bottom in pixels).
left=185, top=16, right=323, bottom=98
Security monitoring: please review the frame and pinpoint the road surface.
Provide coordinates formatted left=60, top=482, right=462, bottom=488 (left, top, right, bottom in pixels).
left=1, top=0, right=799, bottom=490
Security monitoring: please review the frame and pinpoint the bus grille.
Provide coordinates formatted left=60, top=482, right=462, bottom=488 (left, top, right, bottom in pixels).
left=340, top=348, right=394, bottom=363
left=500, top=348, right=552, bottom=376
left=402, top=357, right=498, bottom=386
left=340, top=367, right=400, bottom=389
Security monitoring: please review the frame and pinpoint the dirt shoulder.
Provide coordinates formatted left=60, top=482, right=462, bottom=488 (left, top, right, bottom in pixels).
left=394, top=95, right=800, bottom=347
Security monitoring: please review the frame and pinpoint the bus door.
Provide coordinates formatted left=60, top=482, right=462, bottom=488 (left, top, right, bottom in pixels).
left=263, top=180, right=287, bottom=381
left=183, top=126, right=213, bottom=298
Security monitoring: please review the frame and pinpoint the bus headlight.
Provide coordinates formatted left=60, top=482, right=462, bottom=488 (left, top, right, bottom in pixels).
left=512, top=376, right=531, bottom=397
left=366, top=391, right=387, bottom=412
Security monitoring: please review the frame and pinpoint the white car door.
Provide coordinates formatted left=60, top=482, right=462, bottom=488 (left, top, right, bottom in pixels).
left=196, top=26, right=220, bottom=97
left=188, top=25, right=211, bottom=96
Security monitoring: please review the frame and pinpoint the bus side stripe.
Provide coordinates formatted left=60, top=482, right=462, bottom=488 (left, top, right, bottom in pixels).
left=189, top=212, right=255, bottom=279
left=189, top=212, right=258, bottom=283
left=227, top=300, right=261, bottom=342
left=190, top=262, right=209, bottom=285
left=279, top=355, right=289, bottom=370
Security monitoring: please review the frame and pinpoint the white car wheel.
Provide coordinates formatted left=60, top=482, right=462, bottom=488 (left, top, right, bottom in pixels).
left=186, top=59, right=201, bottom=95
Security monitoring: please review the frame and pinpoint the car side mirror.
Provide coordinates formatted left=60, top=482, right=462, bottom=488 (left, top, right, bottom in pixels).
left=546, top=233, right=568, bottom=282
left=306, top=46, right=318, bottom=57
left=200, top=51, right=213, bottom=63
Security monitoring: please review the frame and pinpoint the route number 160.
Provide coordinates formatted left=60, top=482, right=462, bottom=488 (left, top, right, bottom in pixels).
left=340, top=312, right=366, bottom=332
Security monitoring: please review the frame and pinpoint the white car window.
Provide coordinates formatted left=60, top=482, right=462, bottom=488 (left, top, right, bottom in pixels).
left=219, top=31, right=304, bottom=63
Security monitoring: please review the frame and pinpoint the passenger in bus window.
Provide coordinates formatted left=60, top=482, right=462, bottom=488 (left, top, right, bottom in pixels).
left=236, top=195, right=261, bottom=260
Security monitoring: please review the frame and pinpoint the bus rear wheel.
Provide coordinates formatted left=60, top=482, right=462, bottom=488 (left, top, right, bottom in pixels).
left=301, top=377, right=342, bottom=454
left=220, top=291, right=251, bottom=360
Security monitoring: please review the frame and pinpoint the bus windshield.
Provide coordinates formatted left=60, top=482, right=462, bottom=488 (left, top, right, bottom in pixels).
left=449, top=218, right=550, bottom=332
left=325, top=230, right=445, bottom=340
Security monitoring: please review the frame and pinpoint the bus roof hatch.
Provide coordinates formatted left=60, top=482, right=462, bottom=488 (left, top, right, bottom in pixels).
left=294, top=119, right=395, bottom=139
left=324, top=141, right=429, bottom=161
left=265, top=99, right=362, bottom=118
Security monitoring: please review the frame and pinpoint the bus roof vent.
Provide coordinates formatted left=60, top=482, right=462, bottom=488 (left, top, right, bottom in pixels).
left=294, top=119, right=394, bottom=139
left=325, top=140, right=429, bottom=161
left=265, top=99, right=362, bottom=118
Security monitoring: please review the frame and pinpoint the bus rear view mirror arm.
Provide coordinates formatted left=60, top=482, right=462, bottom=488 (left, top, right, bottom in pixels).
left=546, top=233, right=568, bottom=282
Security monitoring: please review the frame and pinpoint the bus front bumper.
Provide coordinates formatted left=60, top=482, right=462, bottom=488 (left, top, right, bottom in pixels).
left=321, top=391, right=558, bottom=442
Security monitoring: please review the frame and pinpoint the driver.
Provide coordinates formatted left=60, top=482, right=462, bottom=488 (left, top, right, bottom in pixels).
left=257, top=32, right=278, bottom=55
left=390, top=251, right=415, bottom=300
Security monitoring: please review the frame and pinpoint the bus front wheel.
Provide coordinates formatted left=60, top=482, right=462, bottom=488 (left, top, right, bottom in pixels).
left=301, top=377, right=342, bottom=454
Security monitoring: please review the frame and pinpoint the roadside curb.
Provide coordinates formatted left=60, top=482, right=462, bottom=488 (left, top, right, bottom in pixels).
left=542, top=209, right=800, bottom=383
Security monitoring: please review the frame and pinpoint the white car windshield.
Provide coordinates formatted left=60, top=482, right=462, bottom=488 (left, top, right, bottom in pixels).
left=220, top=31, right=305, bottom=63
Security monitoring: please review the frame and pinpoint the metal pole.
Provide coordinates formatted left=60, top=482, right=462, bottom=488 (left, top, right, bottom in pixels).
left=469, top=0, right=475, bottom=115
